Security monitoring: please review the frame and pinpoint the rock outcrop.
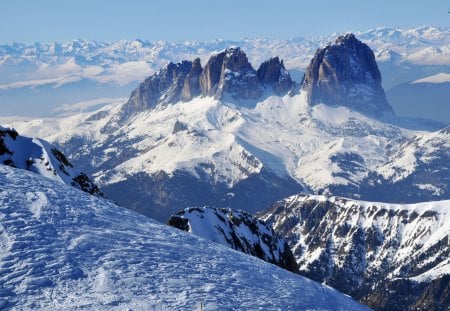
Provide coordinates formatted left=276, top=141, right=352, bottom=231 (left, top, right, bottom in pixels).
left=213, top=47, right=263, bottom=100
left=121, top=60, right=194, bottom=115
left=120, top=47, right=294, bottom=117
left=302, top=33, right=393, bottom=117
left=167, top=206, right=299, bottom=274
left=181, top=58, right=202, bottom=101
left=257, top=56, right=293, bottom=95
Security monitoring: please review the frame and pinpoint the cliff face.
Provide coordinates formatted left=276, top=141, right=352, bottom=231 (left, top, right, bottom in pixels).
left=301, top=33, right=393, bottom=117
left=257, top=56, right=293, bottom=95
left=119, top=47, right=294, bottom=117
left=181, top=58, right=203, bottom=101
left=121, top=60, right=194, bottom=116
left=214, top=47, right=263, bottom=100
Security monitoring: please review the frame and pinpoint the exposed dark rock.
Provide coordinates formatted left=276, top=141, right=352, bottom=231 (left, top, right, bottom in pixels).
left=257, top=57, right=293, bottom=95
left=167, top=206, right=299, bottom=274
left=118, top=47, right=297, bottom=118
left=200, top=47, right=263, bottom=101
left=172, top=120, right=189, bottom=134
left=200, top=51, right=225, bottom=96
left=216, top=47, right=263, bottom=100
left=181, top=58, right=202, bottom=101
left=121, top=60, right=194, bottom=115
left=72, top=173, right=103, bottom=196
left=302, top=33, right=393, bottom=117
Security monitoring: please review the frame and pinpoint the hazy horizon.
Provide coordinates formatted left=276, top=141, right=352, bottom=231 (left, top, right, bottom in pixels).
left=1, top=0, right=448, bottom=43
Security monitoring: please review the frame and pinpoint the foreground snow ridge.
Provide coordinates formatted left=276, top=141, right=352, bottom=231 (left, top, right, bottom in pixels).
left=0, top=165, right=368, bottom=310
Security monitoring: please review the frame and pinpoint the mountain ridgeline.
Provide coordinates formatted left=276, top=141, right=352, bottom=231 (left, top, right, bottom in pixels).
left=121, top=47, right=294, bottom=118
left=0, top=126, right=102, bottom=196
left=261, top=195, right=450, bottom=311
left=167, top=206, right=299, bottom=273
left=37, top=32, right=447, bottom=223
left=120, top=34, right=391, bottom=119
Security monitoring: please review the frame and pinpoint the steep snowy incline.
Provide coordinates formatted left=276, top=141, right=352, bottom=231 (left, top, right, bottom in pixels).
left=0, top=126, right=102, bottom=196
left=0, top=165, right=368, bottom=310
left=260, top=194, right=450, bottom=310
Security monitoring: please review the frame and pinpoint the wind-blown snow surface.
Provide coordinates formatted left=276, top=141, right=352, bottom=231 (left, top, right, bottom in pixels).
left=0, top=165, right=368, bottom=310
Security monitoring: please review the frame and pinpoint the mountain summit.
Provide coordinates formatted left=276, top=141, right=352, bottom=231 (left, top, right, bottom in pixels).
left=302, top=33, right=393, bottom=117
left=119, top=47, right=294, bottom=118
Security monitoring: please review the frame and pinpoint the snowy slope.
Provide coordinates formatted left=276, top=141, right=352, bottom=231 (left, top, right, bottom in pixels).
left=260, top=194, right=450, bottom=310
left=0, top=126, right=101, bottom=196
left=0, top=165, right=368, bottom=310
left=3, top=89, right=448, bottom=221
left=386, top=73, right=450, bottom=123
left=167, top=206, right=299, bottom=273
left=412, top=72, right=450, bottom=84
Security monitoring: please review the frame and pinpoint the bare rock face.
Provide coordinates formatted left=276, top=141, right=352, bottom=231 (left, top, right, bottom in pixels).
left=257, top=57, right=293, bottom=95
left=302, top=33, right=393, bottom=117
left=167, top=206, right=299, bottom=274
left=181, top=58, right=202, bottom=101
left=217, top=47, right=263, bottom=100
left=120, top=47, right=294, bottom=118
left=121, top=60, right=194, bottom=115
left=201, top=47, right=263, bottom=101
left=199, top=51, right=225, bottom=96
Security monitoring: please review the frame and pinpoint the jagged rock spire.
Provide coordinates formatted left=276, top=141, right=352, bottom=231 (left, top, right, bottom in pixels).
left=301, top=33, right=393, bottom=117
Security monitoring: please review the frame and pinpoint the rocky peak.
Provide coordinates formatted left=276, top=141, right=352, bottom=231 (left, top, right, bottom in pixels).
left=121, top=60, right=194, bottom=115
left=167, top=206, right=299, bottom=273
left=257, top=56, right=293, bottom=95
left=222, top=47, right=254, bottom=72
left=120, top=47, right=295, bottom=118
left=302, top=33, right=393, bottom=117
left=217, top=47, right=263, bottom=100
left=181, top=57, right=202, bottom=101
left=199, top=52, right=225, bottom=96
left=201, top=47, right=263, bottom=101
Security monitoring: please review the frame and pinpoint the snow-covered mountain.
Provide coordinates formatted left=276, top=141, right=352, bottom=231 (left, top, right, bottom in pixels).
left=0, top=126, right=101, bottom=195
left=0, top=164, right=368, bottom=310
left=260, top=194, right=450, bottom=311
left=1, top=26, right=449, bottom=120
left=167, top=206, right=299, bottom=273
left=3, top=34, right=448, bottom=222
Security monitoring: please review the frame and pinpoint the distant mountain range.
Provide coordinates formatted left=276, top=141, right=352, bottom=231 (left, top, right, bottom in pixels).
left=4, top=33, right=448, bottom=223
left=1, top=25, right=449, bottom=121
left=1, top=27, right=449, bottom=311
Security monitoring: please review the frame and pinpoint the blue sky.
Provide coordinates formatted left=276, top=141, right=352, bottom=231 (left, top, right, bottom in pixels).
left=1, top=0, right=449, bottom=43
